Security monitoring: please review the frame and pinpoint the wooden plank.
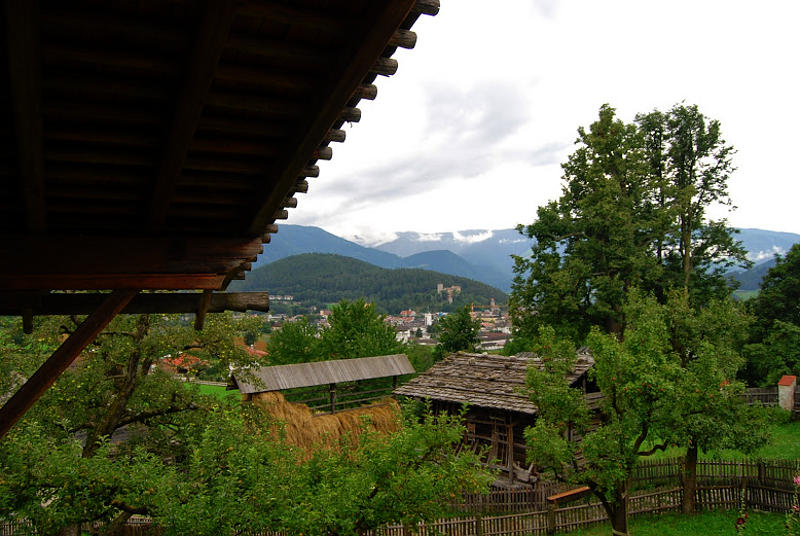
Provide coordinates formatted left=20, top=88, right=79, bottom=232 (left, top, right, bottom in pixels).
left=0, top=290, right=137, bottom=439
left=5, top=0, right=46, bottom=232
left=0, top=274, right=226, bottom=291
left=147, top=0, right=238, bottom=229
left=0, top=291, right=269, bottom=316
left=247, top=0, right=417, bottom=235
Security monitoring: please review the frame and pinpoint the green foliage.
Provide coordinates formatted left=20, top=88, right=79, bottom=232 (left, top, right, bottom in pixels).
left=231, top=253, right=507, bottom=314
left=1, top=315, right=490, bottom=535
left=524, top=291, right=682, bottom=532
left=433, top=306, right=481, bottom=360
left=743, top=244, right=800, bottom=385
left=318, top=299, right=401, bottom=361
left=266, top=316, right=320, bottom=365
left=510, top=103, right=747, bottom=344
left=405, top=343, right=435, bottom=373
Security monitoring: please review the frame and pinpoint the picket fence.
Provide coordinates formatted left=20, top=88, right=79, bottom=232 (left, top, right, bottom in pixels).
left=3, top=458, right=798, bottom=536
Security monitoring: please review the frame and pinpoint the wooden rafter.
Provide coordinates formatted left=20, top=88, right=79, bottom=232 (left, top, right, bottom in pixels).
left=147, top=0, right=238, bottom=229
left=246, top=0, right=418, bottom=235
left=0, top=290, right=138, bottom=439
left=5, top=0, right=46, bottom=233
left=0, top=291, right=269, bottom=316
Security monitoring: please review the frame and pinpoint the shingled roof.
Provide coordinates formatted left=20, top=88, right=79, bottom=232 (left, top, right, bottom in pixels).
left=232, top=354, right=414, bottom=394
left=394, top=351, right=594, bottom=415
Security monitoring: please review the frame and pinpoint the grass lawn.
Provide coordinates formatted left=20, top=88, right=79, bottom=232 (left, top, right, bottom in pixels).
left=642, top=410, right=800, bottom=461
left=184, top=382, right=240, bottom=401
left=560, top=510, right=786, bottom=535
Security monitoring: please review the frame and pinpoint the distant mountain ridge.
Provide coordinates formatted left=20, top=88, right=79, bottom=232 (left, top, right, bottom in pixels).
left=251, top=225, right=800, bottom=293
left=232, top=253, right=507, bottom=314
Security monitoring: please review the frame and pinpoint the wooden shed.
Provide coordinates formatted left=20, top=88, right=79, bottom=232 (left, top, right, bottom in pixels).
left=394, top=351, right=595, bottom=486
left=232, top=354, right=415, bottom=414
left=0, top=0, right=439, bottom=437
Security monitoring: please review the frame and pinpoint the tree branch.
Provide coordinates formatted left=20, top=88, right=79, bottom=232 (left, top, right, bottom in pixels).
left=638, top=442, right=669, bottom=457
left=115, top=403, right=198, bottom=429
left=110, top=499, right=148, bottom=516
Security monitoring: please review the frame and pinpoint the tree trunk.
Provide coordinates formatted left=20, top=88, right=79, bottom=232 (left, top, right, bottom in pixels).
left=598, top=485, right=630, bottom=536
left=683, top=442, right=699, bottom=514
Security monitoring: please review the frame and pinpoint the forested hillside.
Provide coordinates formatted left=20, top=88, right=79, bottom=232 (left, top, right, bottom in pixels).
left=231, top=253, right=507, bottom=314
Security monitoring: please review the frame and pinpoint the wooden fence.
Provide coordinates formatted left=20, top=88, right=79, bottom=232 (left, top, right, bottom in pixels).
left=740, top=386, right=779, bottom=406
left=456, top=457, right=799, bottom=513
left=3, top=459, right=799, bottom=536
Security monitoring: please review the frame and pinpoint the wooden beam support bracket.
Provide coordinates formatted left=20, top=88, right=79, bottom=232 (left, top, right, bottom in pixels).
left=0, top=290, right=138, bottom=439
left=194, top=290, right=213, bottom=331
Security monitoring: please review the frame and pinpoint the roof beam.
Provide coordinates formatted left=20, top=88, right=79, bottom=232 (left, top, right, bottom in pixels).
left=246, top=0, right=417, bottom=235
left=0, top=235, right=263, bottom=274
left=0, top=291, right=269, bottom=316
left=147, top=0, right=238, bottom=230
left=5, top=0, right=46, bottom=232
left=0, top=290, right=137, bottom=439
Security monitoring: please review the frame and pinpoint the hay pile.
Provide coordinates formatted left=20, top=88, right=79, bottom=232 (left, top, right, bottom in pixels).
left=250, top=391, right=401, bottom=451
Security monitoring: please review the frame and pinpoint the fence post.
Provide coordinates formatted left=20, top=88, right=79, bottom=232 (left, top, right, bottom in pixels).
left=546, top=502, right=556, bottom=535
left=475, top=512, right=482, bottom=536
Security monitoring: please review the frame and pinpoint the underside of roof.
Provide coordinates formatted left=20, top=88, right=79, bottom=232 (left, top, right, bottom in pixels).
left=232, top=353, right=415, bottom=394
left=0, top=0, right=438, bottom=300
left=394, top=351, right=594, bottom=415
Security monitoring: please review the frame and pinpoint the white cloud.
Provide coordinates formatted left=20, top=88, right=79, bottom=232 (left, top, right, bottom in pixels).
left=291, top=0, right=800, bottom=237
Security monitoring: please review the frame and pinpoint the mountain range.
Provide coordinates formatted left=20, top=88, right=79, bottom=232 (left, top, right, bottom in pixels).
left=252, top=225, right=800, bottom=293
left=233, top=253, right=507, bottom=314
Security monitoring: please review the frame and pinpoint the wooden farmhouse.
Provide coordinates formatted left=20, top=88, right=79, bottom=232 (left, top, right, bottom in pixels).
left=394, top=351, right=596, bottom=487
left=0, top=0, right=439, bottom=438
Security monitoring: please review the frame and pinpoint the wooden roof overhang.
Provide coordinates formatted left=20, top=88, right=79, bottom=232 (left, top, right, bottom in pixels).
left=0, top=0, right=439, bottom=437
left=232, top=354, right=415, bottom=394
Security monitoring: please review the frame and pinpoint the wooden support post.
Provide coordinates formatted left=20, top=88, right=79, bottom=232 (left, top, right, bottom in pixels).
left=0, top=290, right=137, bottom=439
left=22, top=307, right=33, bottom=334
left=392, top=375, right=398, bottom=389
left=329, top=383, right=337, bottom=414
left=508, top=421, right=515, bottom=485
left=546, top=502, right=556, bottom=535
left=194, top=289, right=213, bottom=330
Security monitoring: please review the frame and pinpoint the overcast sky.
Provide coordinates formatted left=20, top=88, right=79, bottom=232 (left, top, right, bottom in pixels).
left=290, top=0, right=800, bottom=245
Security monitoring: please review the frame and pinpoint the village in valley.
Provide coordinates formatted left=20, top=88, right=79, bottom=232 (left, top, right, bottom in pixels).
left=1, top=1, right=800, bottom=536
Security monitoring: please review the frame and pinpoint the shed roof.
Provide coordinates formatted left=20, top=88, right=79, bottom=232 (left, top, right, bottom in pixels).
left=232, top=353, right=414, bottom=394
left=394, top=351, right=593, bottom=415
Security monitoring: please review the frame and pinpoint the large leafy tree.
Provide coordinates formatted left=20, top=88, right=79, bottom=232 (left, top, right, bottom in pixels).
left=318, top=299, right=401, bottom=361
left=433, top=305, right=481, bottom=360
left=658, top=290, right=766, bottom=513
left=0, top=312, right=262, bottom=532
left=510, top=103, right=748, bottom=344
left=524, top=291, right=680, bottom=536
left=266, top=316, right=321, bottom=365
left=743, top=244, right=800, bottom=385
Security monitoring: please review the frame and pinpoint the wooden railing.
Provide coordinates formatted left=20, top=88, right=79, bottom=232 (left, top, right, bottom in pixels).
left=4, top=459, right=799, bottom=536
left=740, top=387, right=779, bottom=406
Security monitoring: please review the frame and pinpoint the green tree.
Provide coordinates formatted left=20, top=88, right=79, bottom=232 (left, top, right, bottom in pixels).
left=0, top=312, right=263, bottom=532
left=510, top=104, right=748, bottom=344
left=658, top=290, right=767, bottom=513
left=318, top=299, right=401, bottom=360
left=524, top=292, right=681, bottom=536
left=636, top=103, right=748, bottom=303
left=266, top=316, right=321, bottom=365
left=743, top=244, right=800, bottom=385
left=433, top=306, right=480, bottom=360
